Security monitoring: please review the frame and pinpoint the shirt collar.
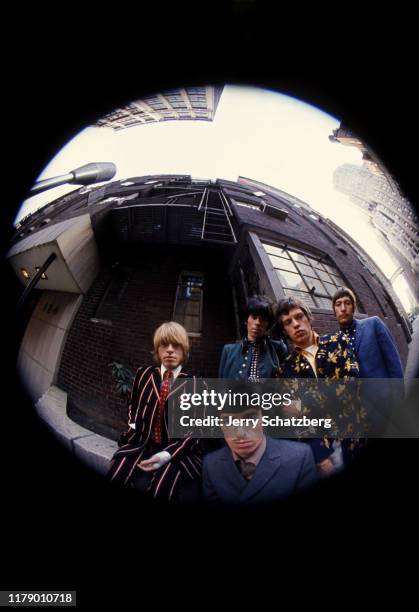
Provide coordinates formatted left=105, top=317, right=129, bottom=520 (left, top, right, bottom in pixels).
left=242, top=336, right=267, bottom=353
left=295, top=330, right=319, bottom=354
left=340, top=320, right=356, bottom=334
left=231, top=434, right=267, bottom=466
left=160, top=364, right=182, bottom=380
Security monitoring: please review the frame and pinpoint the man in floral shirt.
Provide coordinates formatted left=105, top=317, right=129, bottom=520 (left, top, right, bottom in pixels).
left=275, top=296, right=364, bottom=477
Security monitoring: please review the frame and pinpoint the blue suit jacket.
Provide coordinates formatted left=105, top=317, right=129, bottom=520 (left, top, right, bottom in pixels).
left=354, top=316, right=403, bottom=378
left=352, top=317, right=404, bottom=431
left=202, top=437, right=318, bottom=506
left=218, top=337, right=288, bottom=379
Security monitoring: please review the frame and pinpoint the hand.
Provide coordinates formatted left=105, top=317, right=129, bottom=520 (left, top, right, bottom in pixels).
left=138, top=451, right=171, bottom=472
left=317, top=458, right=336, bottom=478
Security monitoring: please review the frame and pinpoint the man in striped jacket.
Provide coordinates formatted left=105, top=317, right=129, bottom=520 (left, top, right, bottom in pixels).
left=108, top=321, right=203, bottom=501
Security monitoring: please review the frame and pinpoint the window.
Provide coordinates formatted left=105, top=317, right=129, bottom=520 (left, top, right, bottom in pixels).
left=172, top=271, right=204, bottom=335
left=261, top=241, right=350, bottom=309
left=93, top=266, right=134, bottom=323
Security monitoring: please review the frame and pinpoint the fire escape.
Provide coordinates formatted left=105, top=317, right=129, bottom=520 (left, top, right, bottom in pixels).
left=197, top=187, right=237, bottom=244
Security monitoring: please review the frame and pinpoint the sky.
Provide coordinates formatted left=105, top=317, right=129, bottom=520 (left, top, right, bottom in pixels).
left=15, top=84, right=416, bottom=312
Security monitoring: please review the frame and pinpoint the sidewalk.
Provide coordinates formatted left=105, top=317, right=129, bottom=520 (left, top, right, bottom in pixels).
left=35, top=385, right=118, bottom=476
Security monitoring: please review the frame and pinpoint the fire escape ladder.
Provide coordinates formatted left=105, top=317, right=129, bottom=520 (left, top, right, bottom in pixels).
left=201, top=190, right=237, bottom=244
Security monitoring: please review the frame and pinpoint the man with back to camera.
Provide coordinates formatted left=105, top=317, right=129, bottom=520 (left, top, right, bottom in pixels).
left=275, top=296, right=362, bottom=478
left=218, top=294, right=288, bottom=381
left=201, top=404, right=319, bottom=506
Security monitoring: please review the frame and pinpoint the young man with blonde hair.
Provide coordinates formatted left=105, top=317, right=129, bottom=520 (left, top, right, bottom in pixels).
left=108, top=321, right=203, bottom=501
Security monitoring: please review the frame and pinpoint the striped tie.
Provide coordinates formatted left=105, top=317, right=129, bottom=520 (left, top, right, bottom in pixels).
left=153, top=369, right=173, bottom=444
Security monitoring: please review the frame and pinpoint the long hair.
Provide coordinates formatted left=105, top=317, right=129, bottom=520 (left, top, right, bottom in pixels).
left=244, top=294, right=275, bottom=328
left=152, top=321, right=190, bottom=362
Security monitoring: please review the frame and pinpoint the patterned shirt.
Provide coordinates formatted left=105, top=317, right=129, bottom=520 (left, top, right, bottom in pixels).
left=340, top=321, right=356, bottom=354
left=248, top=340, right=262, bottom=382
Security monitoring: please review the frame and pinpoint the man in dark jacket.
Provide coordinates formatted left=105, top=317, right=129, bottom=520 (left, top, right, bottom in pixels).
left=276, top=296, right=362, bottom=477
left=202, top=405, right=318, bottom=506
left=218, top=295, right=288, bottom=380
left=107, top=321, right=203, bottom=501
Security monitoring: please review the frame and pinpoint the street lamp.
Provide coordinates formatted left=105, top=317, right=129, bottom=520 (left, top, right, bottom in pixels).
left=29, top=162, right=117, bottom=196
left=16, top=162, right=117, bottom=313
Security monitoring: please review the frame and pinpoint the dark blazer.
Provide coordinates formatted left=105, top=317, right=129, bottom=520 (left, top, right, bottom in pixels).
left=202, top=437, right=318, bottom=506
left=107, top=366, right=203, bottom=500
left=218, top=336, right=288, bottom=379
left=353, top=316, right=403, bottom=378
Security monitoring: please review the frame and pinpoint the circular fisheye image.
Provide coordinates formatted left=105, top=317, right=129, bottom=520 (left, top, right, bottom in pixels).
left=7, top=84, right=419, bottom=507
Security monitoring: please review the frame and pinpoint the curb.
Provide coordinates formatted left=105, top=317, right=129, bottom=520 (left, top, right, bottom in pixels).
left=35, top=385, right=118, bottom=476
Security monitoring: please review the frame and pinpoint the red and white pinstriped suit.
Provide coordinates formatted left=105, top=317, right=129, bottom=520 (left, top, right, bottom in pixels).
left=107, top=365, right=203, bottom=500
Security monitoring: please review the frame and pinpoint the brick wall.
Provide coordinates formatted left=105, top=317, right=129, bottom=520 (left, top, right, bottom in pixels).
left=57, top=243, right=236, bottom=438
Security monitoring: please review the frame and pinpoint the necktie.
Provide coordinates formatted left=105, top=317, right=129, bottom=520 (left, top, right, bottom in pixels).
left=153, top=369, right=173, bottom=444
left=248, top=341, right=261, bottom=382
left=237, top=459, right=256, bottom=480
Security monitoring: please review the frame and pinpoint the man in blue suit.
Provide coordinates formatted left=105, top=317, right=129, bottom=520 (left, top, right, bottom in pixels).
left=202, top=406, right=318, bottom=506
left=333, top=287, right=404, bottom=431
left=332, top=287, right=403, bottom=378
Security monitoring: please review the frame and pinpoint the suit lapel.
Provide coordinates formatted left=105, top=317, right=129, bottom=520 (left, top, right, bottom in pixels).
left=159, top=370, right=190, bottom=435
left=240, top=438, right=282, bottom=503
left=354, top=318, right=363, bottom=353
left=217, top=448, right=249, bottom=498
left=151, top=367, right=162, bottom=402
left=167, top=371, right=189, bottom=401
left=151, top=367, right=189, bottom=395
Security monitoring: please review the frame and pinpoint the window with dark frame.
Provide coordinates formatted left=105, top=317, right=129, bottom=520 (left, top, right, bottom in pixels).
left=172, top=271, right=204, bottom=335
left=261, top=241, right=353, bottom=309
left=93, top=266, right=134, bottom=323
